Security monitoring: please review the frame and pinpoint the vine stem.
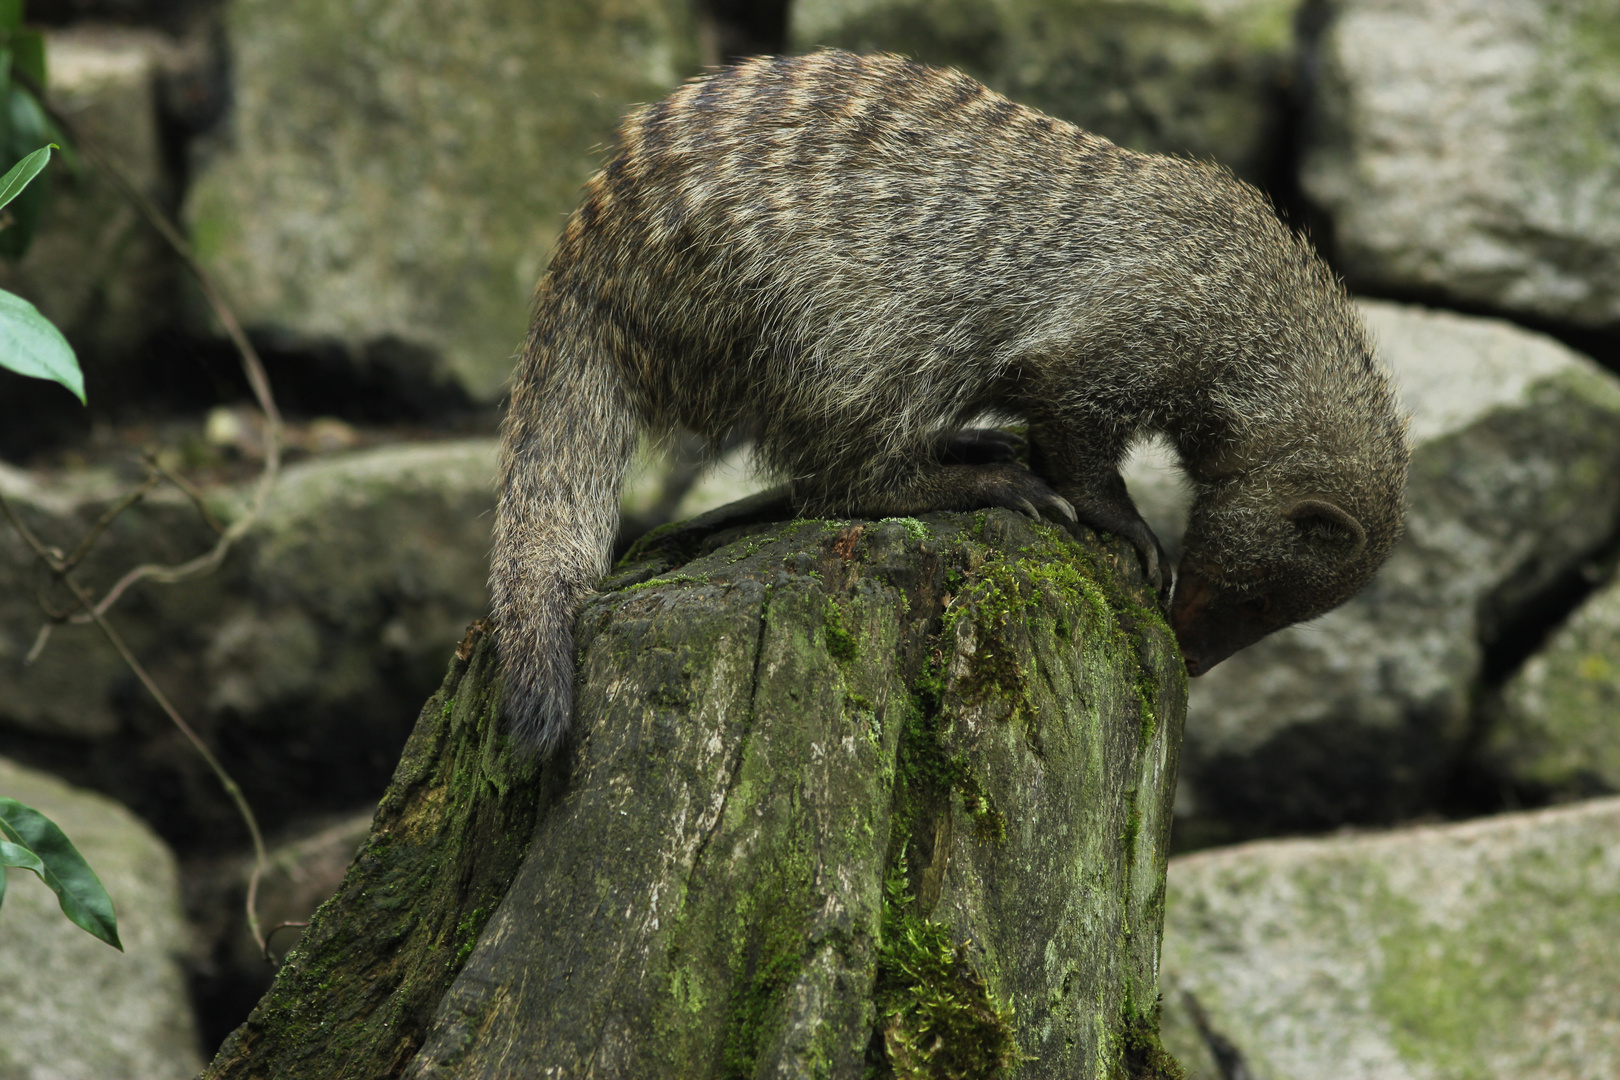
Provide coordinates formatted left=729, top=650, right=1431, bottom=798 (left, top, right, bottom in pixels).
left=0, top=493, right=271, bottom=950
left=7, top=71, right=284, bottom=957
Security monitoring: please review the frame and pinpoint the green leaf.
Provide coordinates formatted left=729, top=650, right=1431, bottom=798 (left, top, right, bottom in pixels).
left=0, top=798, right=120, bottom=949
left=0, top=286, right=82, bottom=402
left=0, top=99, right=53, bottom=257
left=0, top=141, right=51, bottom=211
left=0, top=1, right=20, bottom=32
left=1, top=835, right=45, bottom=873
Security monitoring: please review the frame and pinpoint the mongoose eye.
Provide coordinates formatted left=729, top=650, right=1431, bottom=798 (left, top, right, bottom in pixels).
left=1241, top=595, right=1273, bottom=617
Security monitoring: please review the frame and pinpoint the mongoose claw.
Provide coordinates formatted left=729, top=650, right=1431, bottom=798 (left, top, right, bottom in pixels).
left=1014, top=496, right=1041, bottom=519
left=1049, top=494, right=1078, bottom=522
left=1117, top=520, right=1171, bottom=604
left=1145, top=540, right=1175, bottom=613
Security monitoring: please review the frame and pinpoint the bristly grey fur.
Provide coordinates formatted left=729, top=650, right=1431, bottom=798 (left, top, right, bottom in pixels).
left=491, top=50, right=1409, bottom=754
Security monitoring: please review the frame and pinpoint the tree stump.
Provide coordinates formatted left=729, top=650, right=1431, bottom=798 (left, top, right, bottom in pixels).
left=203, top=508, right=1188, bottom=1079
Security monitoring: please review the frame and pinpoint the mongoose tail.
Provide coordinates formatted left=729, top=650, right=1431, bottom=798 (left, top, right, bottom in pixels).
left=490, top=292, right=637, bottom=756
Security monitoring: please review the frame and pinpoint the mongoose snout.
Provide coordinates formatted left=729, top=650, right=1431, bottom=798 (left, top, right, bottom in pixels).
left=491, top=50, right=1409, bottom=753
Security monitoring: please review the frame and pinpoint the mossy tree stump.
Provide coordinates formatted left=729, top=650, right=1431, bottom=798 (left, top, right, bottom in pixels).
left=203, top=508, right=1188, bottom=1079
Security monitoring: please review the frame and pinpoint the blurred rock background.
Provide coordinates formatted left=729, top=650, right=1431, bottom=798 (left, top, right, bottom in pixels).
left=0, top=0, right=1615, bottom=1076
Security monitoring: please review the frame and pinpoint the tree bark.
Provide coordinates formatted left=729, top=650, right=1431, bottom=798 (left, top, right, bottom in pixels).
left=203, top=508, right=1188, bottom=1079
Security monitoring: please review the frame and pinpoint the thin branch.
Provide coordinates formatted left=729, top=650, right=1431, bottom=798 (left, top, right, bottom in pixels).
left=23, top=622, right=53, bottom=665
left=262, top=920, right=311, bottom=962
left=1, top=491, right=270, bottom=951
left=144, top=452, right=227, bottom=534
left=60, top=471, right=160, bottom=573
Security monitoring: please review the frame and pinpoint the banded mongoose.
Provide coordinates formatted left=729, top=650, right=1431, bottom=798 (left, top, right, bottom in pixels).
left=492, top=50, right=1409, bottom=755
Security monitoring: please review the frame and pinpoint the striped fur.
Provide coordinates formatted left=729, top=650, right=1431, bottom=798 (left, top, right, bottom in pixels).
left=492, top=51, right=1408, bottom=753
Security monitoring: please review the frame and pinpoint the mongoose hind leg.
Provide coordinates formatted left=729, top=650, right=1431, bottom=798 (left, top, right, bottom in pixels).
left=818, top=460, right=1078, bottom=527
left=638, top=485, right=798, bottom=551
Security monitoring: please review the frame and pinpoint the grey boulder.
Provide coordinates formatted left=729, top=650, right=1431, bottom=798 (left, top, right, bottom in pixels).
left=1159, top=796, right=1620, bottom=1080
left=0, top=28, right=180, bottom=371
left=1302, top=0, right=1620, bottom=329
left=0, top=755, right=202, bottom=1080
left=183, top=0, right=699, bottom=403
left=0, top=439, right=499, bottom=837
left=1486, top=569, right=1620, bottom=800
left=790, top=0, right=1301, bottom=182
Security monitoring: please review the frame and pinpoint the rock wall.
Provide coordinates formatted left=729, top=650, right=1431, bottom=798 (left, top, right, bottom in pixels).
left=0, top=441, right=498, bottom=842
left=1170, top=300, right=1620, bottom=840
left=0, top=0, right=1618, bottom=1074
left=791, top=0, right=1298, bottom=184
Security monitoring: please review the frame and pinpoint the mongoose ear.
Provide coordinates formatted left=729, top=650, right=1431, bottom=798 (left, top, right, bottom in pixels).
left=1286, top=498, right=1367, bottom=558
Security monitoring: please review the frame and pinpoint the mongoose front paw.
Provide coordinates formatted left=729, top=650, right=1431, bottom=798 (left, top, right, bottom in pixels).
left=972, top=464, right=1078, bottom=523
left=1127, top=530, right=1173, bottom=605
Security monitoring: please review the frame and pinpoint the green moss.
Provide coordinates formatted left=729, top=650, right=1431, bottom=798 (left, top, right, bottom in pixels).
left=938, top=531, right=1116, bottom=731
left=953, top=765, right=1007, bottom=844
left=709, top=803, right=821, bottom=1079
left=882, top=517, right=932, bottom=542
left=1118, top=989, right=1186, bottom=1080
left=723, top=930, right=810, bottom=1080
left=623, top=572, right=708, bottom=593
left=1517, top=0, right=1620, bottom=182
left=1369, top=878, right=1561, bottom=1075
left=727, top=538, right=764, bottom=564
left=874, top=856, right=1022, bottom=1080
left=826, top=600, right=861, bottom=662
left=451, top=907, right=488, bottom=967
left=896, top=658, right=1007, bottom=846
left=1121, top=792, right=1141, bottom=857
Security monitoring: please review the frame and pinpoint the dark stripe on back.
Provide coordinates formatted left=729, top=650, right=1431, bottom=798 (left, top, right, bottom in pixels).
left=637, top=96, right=676, bottom=158
left=982, top=97, right=1019, bottom=130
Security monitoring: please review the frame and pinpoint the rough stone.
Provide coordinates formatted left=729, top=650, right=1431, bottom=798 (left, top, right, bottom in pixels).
left=0, top=439, right=499, bottom=846
left=1486, top=569, right=1620, bottom=799
left=790, top=0, right=1301, bottom=182
left=1167, top=300, right=1620, bottom=839
left=1159, top=797, right=1620, bottom=1080
left=0, top=754, right=202, bottom=1080
left=1302, top=0, right=1620, bottom=330
left=184, top=0, right=699, bottom=403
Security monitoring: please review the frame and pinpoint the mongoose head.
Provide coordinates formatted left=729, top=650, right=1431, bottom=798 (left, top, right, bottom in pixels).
left=1164, top=218, right=1409, bottom=675
left=1170, top=457, right=1406, bottom=676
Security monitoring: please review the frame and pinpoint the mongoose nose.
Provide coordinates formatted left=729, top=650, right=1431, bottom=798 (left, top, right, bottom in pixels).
left=1169, top=572, right=1214, bottom=637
